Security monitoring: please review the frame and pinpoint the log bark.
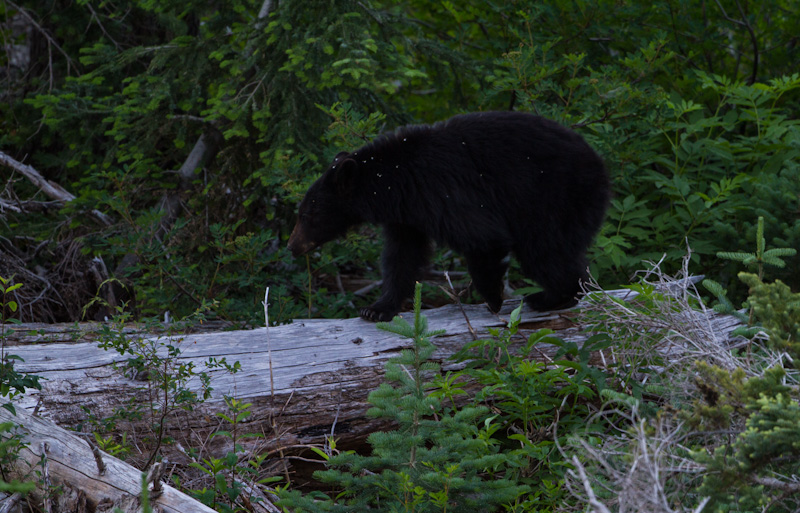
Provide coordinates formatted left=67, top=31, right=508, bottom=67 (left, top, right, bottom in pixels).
left=0, top=406, right=219, bottom=513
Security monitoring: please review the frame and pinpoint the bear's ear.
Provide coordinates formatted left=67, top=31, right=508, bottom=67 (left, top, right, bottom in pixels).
left=331, top=157, right=358, bottom=195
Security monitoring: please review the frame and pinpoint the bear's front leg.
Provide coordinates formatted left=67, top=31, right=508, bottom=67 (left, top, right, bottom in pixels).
left=465, top=250, right=509, bottom=314
left=360, top=224, right=432, bottom=322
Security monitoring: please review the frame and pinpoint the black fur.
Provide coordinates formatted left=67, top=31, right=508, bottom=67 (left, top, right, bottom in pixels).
left=288, top=111, right=610, bottom=322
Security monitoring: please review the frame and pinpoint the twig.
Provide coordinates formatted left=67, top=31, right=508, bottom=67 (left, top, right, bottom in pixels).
left=569, top=455, right=612, bottom=513
left=0, top=198, right=61, bottom=214
left=327, top=387, right=343, bottom=458
left=164, top=273, right=204, bottom=307
left=263, top=287, right=274, bottom=401
left=41, top=442, right=53, bottom=513
left=89, top=256, right=117, bottom=310
left=0, top=198, right=21, bottom=213
left=177, top=133, right=213, bottom=182
left=354, top=279, right=382, bottom=297
left=84, top=3, right=121, bottom=50
left=168, top=114, right=213, bottom=124
left=257, top=0, right=273, bottom=19
left=752, top=475, right=800, bottom=493
left=425, top=269, right=467, bottom=279
left=733, top=0, right=759, bottom=84
left=0, top=151, right=77, bottom=201
left=147, top=461, right=164, bottom=498
left=85, top=437, right=107, bottom=475
left=693, top=497, right=711, bottom=513
left=444, top=271, right=477, bottom=340
left=263, top=286, right=290, bottom=482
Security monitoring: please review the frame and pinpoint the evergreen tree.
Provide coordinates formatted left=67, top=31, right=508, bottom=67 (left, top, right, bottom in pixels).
left=278, top=283, right=528, bottom=512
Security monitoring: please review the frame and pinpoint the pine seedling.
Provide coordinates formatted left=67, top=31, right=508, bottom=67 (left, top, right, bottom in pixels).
left=279, top=282, right=527, bottom=512
left=716, top=216, right=796, bottom=281
left=704, top=216, right=797, bottom=326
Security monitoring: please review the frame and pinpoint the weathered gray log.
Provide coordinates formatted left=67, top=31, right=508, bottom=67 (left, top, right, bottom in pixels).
left=0, top=405, right=218, bottom=513
left=6, top=291, right=743, bottom=468
left=8, top=301, right=573, bottom=457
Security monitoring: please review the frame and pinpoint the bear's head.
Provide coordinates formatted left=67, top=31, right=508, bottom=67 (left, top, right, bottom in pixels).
left=287, top=153, right=360, bottom=257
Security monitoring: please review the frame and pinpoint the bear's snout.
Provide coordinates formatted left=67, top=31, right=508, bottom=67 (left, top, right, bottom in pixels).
left=287, top=224, right=316, bottom=257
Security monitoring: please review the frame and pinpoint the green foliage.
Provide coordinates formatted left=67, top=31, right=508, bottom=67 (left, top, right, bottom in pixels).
left=686, top=362, right=792, bottom=432
left=0, top=422, right=36, bottom=494
left=3, top=0, right=484, bottom=324
left=496, top=41, right=800, bottom=287
left=278, top=284, right=529, bottom=512
left=4, top=1, right=800, bottom=321
left=689, top=235, right=800, bottom=512
left=454, top=305, right=613, bottom=510
left=3, top=3, right=800, bottom=507
left=279, top=294, right=618, bottom=512
left=188, top=396, right=271, bottom=513
left=737, top=393, right=800, bottom=471
left=738, top=273, right=800, bottom=361
left=687, top=362, right=749, bottom=431
left=0, top=277, right=42, bottom=414
left=702, top=216, right=799, bottom=361
left=693, top=372, right=800, bottom=512
left=94, top=432, right=131, bottom=459
left=477, top=2, right=800, bottom=288
left=0, top=278, right=41, bottom=493
left=705, top=216, right=798, bottom=327
left=92, top=304, right=239, bottom=467
left=581, top=280, right=692, bottom=408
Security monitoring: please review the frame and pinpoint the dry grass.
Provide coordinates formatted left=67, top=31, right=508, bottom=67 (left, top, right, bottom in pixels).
left=559, top=253, right=798, bottom=512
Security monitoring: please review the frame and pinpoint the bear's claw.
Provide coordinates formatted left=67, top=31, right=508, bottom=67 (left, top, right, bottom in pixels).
left=359, top=306, right=397, bottom=322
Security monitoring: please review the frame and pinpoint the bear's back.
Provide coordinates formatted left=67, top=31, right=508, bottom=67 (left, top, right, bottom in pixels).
left=342, top=112, right=605, bottom=250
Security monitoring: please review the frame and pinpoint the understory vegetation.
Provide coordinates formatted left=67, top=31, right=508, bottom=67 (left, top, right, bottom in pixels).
left=1, top=0, right=799, bottom=511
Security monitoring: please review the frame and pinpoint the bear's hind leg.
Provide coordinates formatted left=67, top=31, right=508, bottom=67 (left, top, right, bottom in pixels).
left=465, top=250, right=509, bottom=313
left=360, top=224, right=432, bottom=322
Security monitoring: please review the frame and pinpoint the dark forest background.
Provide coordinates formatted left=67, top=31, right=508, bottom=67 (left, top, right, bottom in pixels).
left=1, top=0, right=798, bottom=325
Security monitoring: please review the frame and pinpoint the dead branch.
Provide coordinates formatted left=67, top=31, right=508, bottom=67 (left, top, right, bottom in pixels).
left=0, top=150, right=113, bottom=226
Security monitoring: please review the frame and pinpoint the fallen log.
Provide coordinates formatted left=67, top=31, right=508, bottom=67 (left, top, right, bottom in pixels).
left=0, top=405, right=220, bottom=513
left=9, top=301, right=575, bottom=458
left=5, top=287, right=743, bottom=483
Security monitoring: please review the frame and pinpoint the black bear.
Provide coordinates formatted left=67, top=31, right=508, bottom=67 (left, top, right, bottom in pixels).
left=288, top=111, right=609, bottom=322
